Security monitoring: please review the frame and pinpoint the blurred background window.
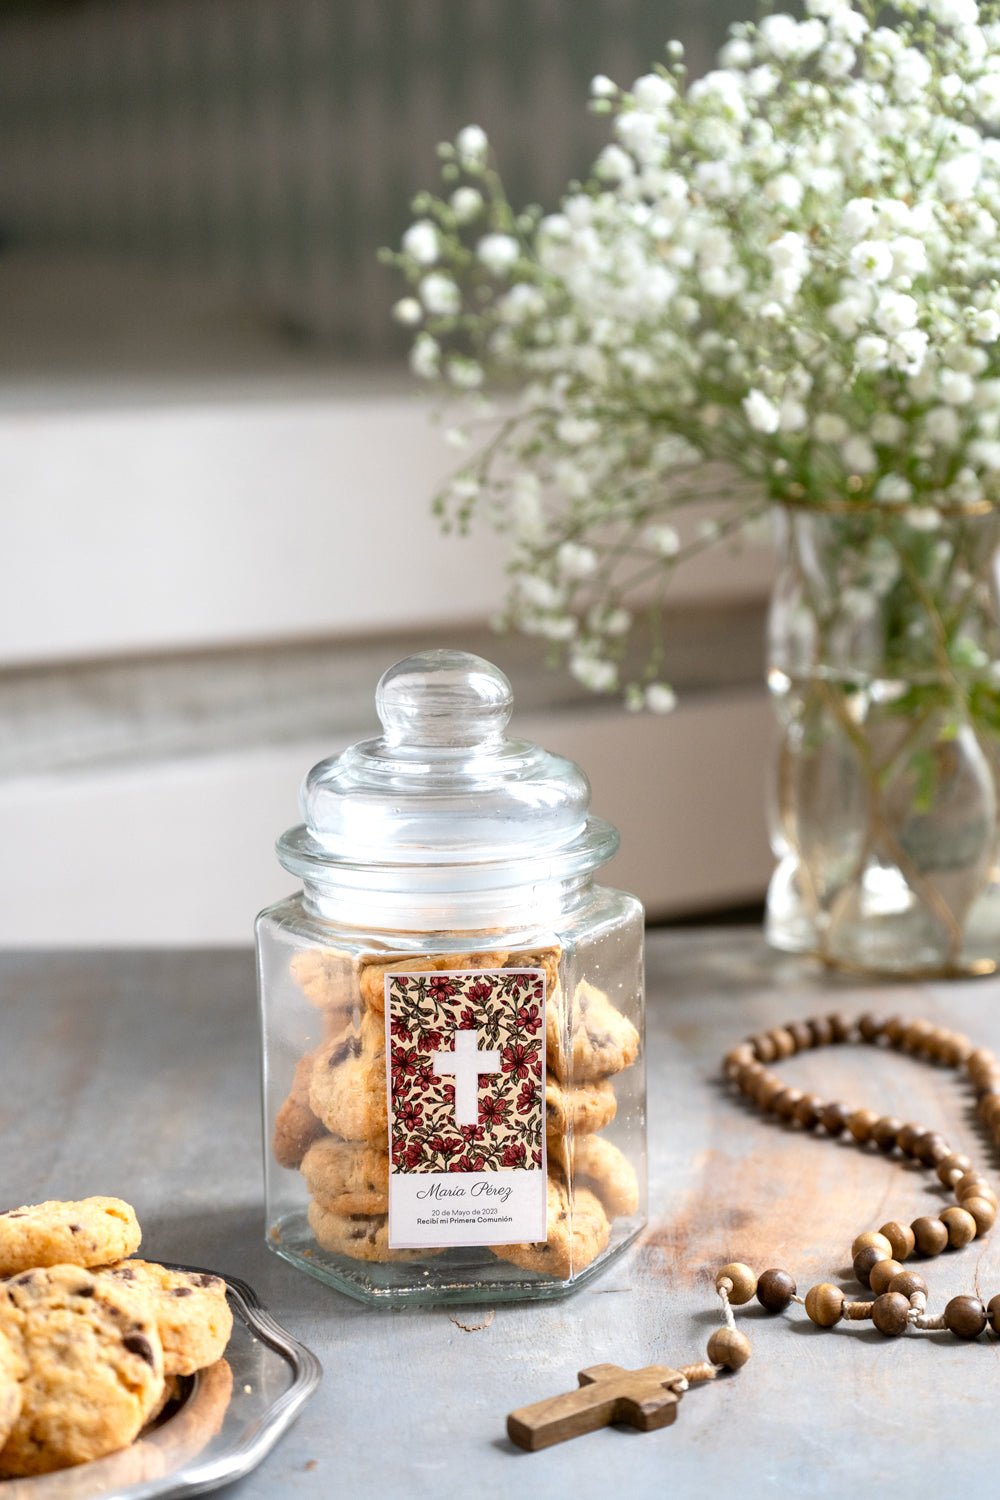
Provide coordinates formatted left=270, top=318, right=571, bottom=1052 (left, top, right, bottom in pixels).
left=0, top=0, right=773, bottom=946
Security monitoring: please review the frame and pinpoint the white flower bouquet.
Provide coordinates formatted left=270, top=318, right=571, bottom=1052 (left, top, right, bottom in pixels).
left=386, top=0, right=1000, bottom=717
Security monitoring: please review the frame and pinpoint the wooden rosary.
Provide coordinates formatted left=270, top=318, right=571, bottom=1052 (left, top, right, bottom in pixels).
left=508, top=1010, right=1000, bottom=1452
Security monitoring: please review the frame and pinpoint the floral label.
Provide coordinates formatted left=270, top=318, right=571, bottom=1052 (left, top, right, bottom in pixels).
left=385, top=967, right=547, bottom=1249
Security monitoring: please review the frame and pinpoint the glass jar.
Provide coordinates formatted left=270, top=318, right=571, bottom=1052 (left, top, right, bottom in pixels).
left=766, top=504, right=1000, bottom=977
left=256, top=650, right=646, bottom=1305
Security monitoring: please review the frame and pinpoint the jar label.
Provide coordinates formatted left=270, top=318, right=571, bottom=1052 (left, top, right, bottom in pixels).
left=385, top=967, right=547, bottom=1248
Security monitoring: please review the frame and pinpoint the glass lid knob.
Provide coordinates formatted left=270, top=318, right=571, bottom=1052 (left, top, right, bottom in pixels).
left=375, top=650, right=514, bottom=748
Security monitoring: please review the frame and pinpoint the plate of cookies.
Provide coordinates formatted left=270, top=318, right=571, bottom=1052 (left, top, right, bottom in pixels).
left=0, top=1196, right=321, bottom=1496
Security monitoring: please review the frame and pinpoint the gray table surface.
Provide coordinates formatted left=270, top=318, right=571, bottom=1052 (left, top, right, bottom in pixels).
left=4, top=931, right=1000, bottom=1498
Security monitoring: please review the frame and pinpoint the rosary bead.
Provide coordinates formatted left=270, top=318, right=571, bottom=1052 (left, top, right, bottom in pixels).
left=751, top=1033, right=778, bottom=1064
left=724, top=1044, right=755, bottom=1076
left=847, top=1108, right=880, bottom=1144
left=773, top=1087, right=804, bottom=1121
left=901, top=1018, right=932, bottom=1053
left=888, top=1270, right=927, bottom=1299
left=793, top=1094, right=823, bottom=1130
left=768, top=1027, right=797, bottom=1060
left=914, top=1131, right=950, bottom=1167
left=871, top=1292, right=911, bottom=1337
left=987, top=1294, right=1000, bottom=1333
left=786, top=1021, right=814, bottom=1053
left=872, top=1116, right=903, bottom=1153
left=879, top=1221, right=916, bottom=1261
left=912, top=1216, right=949, bottom=1256
left=956, top=1176, right=998, bottom=1209
left=868, top=1258, right=905, bottom=1296
left=827, top=1012, right=852, bottom=1042
left=756, top=1268, right=796, bottom=1313
left=960, top=1196, right=997, bottom=1234
left=754, top=1075, right=786, bottom=1110
left=805, top=1284, right=844, bottom=1327
left=883, top=1016, right=907, bottom=1047
left=940, top=1206, right=978, bottom=1247
left=967, top=1047, right=1000, bottom=1086
left=944, top=1295, right=987, bottom=1340
left=896, top=1123, right=926, bottom=1157
left=977, top=1095, right=1000, bottom=1129
left=716, top=1263, right=757, bottom=1305
left=706, top=1328, right=751, bottom=1371
left=857, top=1013, right=884, bottom=1043
left=807, top=1016, right=834, bottom=1048
left=853, top=1246, right=890, bottom=1289
left=946, top=1032, right=973, bottom=1066
left=852, top=1230, right=893, bottom=1259
left=936, top=1151, right=973, bottom=1187
left=820, top=1100, right=850, bottom=1136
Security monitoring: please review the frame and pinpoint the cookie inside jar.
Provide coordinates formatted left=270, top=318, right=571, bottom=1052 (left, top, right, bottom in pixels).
left=257, top=651, right=646, bottom=1305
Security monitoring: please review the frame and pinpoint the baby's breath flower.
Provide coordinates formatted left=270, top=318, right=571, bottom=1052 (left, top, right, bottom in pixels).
left=455, top=125, right=489, bottom=166
left=645, top=683, right=678, bottom=714
left=450, top=187, right=484, bottom=223
left=477, top=234, right=520, bottom=275
left=393, top=297, right=423, bottom=326
left=420, top=273, right=461, bottom=316
left=743, top=389, right=781, bottom=433
left=392, top=0, right=1000, bottom=710
left=402, top=221, right=439, bottom=265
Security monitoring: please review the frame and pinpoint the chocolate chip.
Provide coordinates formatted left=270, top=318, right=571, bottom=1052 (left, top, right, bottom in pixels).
left=0, top=1211, right=26, bottom=1219
left=68, top=1224, right=82, bottom=1234
left=327, top=1035, right=362, bottom=1068
left=113, top=1268, right=135, bottom=1280
left=169, top=1287, right=193, bottom=1297
left=123, top=1334, right=156, bottom=1366
left=190, top=1274, right=219, bottom=1288
left=12, top=1273, right=34, bottom=1286
left=76, top=1285, right=95, bottom=1297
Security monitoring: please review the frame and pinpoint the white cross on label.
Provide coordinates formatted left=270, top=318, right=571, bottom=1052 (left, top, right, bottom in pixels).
left=432, top=1029, right=503, bottom=1126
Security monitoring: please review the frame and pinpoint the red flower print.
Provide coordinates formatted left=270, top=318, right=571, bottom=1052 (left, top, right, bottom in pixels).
left=398, top=1099, right=424, bottom=1132
left=479, top=1095, right=509, bottom=1128
left=502, top=1141, right=527, bottom=1168
left=390, top=1018, right=413, bottom=1041
left=460, top=1122, right=485, bottom=1143
left=428, top=1135, right=461, bottom=1159
left=516, top=1079, right=538, bottom=1112
left=428, top=975, right=458, bottom=1001
left=404, top=1140, right=424, bottom=1170
left=391, top=1045, right=420, bottom=1077
left=466, top=979, right=494, bottom=1003
left=515, top=1004, right=541, bottom=1034
left=420, top=1029, right=443, bottom=1052
left=501, top=1040, right=540, bottom=1080
left=458, top=1005, right=477, bottom=1030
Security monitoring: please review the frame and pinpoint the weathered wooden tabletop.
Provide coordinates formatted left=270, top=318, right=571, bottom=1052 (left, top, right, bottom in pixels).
left=3, top=931, right=1000, bottom=1498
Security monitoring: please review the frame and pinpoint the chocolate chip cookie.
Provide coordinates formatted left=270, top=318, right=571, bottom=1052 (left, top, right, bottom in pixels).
left=547, top=979, right=641, bottom=1083
left=273, top=1049, right=329, bottom=1168
left=300, top=1138, right=390, bottom=1216
left=491, top=1176, right=611, bottom=1280
left=0, top=1197, right=142, bottom=1277
left=98, top=1261, right=233, bottom=1378
left=0, top=1264, right=164, bottom=1476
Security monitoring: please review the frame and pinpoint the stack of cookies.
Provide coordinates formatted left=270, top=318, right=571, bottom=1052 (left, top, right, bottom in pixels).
left=274, top=945, right=642, bottom=1281
left=0, top=1196, right=233, bottom=1477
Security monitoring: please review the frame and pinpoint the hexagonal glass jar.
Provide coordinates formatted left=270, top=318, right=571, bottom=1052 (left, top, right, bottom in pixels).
left=256, top=651, right=646, bottom=1305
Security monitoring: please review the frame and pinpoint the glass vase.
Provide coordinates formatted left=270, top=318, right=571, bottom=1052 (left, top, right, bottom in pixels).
left=765, top=503, right=1000, bottom=977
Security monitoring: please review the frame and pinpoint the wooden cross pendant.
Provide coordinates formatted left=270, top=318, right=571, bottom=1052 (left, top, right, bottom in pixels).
left=507, top=1363, right=686, bottom=1452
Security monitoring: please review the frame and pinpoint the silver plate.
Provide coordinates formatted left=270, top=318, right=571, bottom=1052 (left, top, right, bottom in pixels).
left=1, top=1266, right=322, bottom=1499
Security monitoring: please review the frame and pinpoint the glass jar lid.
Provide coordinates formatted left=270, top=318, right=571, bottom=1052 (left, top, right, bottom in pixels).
left=275, top=651, right=619, bottom=908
